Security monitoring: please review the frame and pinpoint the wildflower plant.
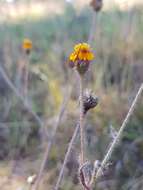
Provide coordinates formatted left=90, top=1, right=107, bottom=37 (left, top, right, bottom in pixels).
left=68, top=43, right=95, bottom=190
left=68, top=43, right=94, bottom=75
left=66, top=43, right=143, bottom=190
left=54, top=91, right=99, bottom=190
left=22, top=38, right=32, bottom=55
left=22, top=38, right=32, bottom=101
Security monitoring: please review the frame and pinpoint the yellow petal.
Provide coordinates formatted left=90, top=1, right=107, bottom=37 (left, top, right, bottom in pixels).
left=87, top=52, right=94, bottom=60
left=78, top=52, right=85, bottom=60
left=82, top=43, right=90, bottom=50
left=69, top=52, right=77, bottom=62
left=74, top=43, right=82, bottom=52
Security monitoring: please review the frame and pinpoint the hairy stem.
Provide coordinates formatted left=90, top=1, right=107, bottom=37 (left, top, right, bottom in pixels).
left=94, top=83, right=143, bottom=181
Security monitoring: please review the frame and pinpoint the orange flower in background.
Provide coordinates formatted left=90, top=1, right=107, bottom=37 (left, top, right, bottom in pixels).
left=22, top=38, right=32, bottom=54
left=68, top=43, right=94, bottom=75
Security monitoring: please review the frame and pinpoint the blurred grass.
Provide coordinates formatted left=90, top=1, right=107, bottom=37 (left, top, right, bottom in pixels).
left=0, top=1, right=143, bottom=190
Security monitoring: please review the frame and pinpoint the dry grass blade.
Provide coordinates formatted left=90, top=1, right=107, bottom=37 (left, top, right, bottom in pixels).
left=54, top=124, right=79, bottom=190
left=94, top=83, right=143, bottom=183
left=32, top=86, right=71, bottom=190
left=0, top=65, right=44, bottom=128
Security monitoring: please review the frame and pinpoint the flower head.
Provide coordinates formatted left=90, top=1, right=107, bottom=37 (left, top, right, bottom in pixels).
left=68, top=43, right=94, bottom=75
left=22, top=38, right=32, bottom=54
left=83, top=90, right=98, bottom=114
left=90, top=0, right=103, bottom=12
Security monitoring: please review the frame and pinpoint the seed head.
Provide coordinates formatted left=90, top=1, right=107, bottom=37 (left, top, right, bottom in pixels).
left=83, top=90, right=99, bottom=114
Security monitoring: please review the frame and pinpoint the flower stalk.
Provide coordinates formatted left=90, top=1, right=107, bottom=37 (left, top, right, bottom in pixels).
left=23, top=54, right=30, bottom=102
left=79, top=75, right=85, bottom=165
left=67, top=43, right=95, bottom=190
left=22, top=38, right=32, bottom=102
left=54, top=89, right=98, bottom=190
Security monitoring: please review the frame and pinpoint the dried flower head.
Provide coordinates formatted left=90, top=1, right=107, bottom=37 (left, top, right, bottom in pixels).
left=83, top=90, right=99, bottom=114
left=68, top=43, right=94, bottom=75
left=90, top=0, right=103, bottom=12
left=22, top=38, right=32, bottom=54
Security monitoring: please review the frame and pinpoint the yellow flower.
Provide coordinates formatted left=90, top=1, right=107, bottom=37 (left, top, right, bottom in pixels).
left=69, top=43, right=94, bottom=62
left=22, top=38, right=32, bottom=50
left=74, top=43, right=90, bottom=52
left=68, top=43, right=95, bottom=75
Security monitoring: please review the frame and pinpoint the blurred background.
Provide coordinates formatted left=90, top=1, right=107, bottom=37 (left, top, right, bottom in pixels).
left=0, top=0, right=143, bottom=189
